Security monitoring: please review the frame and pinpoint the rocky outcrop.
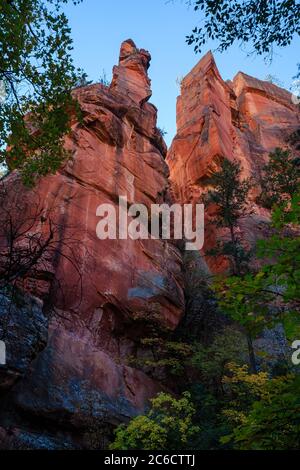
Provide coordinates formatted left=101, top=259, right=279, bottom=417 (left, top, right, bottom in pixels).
left=110, top=39, right=152, bottom=105
left=0, top=40, right=184, bottom=449
left=167, top=51, right=300, bottom=271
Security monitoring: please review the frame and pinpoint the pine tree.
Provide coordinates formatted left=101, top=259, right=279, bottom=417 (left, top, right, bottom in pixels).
left=205, top=158, right=253, bottom=277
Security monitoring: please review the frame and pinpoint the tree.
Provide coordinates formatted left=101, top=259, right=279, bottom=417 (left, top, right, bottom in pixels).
left=258, top=148, right=300, bottom=208
left=186, top=0, right=300, bottom=58
left=0, top=0, right=85, bottom=186
left=264, top=74, right=284, bottom=87
left=222, top=372, right=300, bottom=450
left=215, top=273, right=276, bottom=373
left=99, top=69, right=110, bottom=87
left=217, top=151, right=300, bottom=315
left=0, top=178, right=84, bottom=315
left=214, top=149, right=300, bottom=373
left=179, top=250, right=221, bottom=344
left=205, top=158, right=253, bottom=277
left=127, top=336, right=193, bottom=380
left=220, top=363, right=270, bottom=435
left=258, top=194, right=300, bottom=308
left=204, top=159, right=259, bottom=371
left=293, top=65, right=300, bottom=104
left=191, top=327, right=248, bottom=395
left=110, top=392, right=200, bottom=450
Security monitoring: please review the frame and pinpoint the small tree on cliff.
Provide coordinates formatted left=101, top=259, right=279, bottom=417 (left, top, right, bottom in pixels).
left=204, top=158, right=261, bottom=372
left=258, top=148, right=300, bottom=209
left=205, top=158, right=253, bottom=277
left=0, top=0, right=86, bottom=186
left=214, top=150, right=300, bottom=374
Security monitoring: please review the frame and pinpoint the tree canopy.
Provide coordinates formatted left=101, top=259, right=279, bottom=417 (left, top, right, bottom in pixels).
left=110, top=392, right=200, bottom=450
left=0, top=0, right=85, bottom=186
left=186, top=0, right=300, bottom=58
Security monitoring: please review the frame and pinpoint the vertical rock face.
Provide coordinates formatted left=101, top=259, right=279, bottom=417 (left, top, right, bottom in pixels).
left=111, top=39, right=152, bottom=105
left=167, top=51, right=300, bottom=271
left=0, top=40, right=184, bottom=449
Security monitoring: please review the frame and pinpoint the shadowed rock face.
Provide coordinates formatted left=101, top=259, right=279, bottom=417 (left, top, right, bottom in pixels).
left=0, top=40, right=184, bottom=449
left=0, top=292, right=48, bottom=390
left=167, top=51, right=300, bottom=272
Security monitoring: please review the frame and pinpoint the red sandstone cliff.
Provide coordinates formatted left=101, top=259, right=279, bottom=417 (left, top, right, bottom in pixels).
left=167, top=51, right=300, bottom=271
left=0, top=40, right=184, bottom=449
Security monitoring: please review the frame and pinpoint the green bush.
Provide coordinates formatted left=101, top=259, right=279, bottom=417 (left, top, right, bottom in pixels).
left=110, top=392, right=200, bottom=450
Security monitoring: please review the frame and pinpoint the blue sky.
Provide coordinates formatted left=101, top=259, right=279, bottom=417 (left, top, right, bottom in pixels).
left=64, top=0, right=299, bottom=146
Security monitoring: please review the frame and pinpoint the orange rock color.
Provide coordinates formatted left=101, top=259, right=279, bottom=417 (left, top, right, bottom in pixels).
left=0, top=40, right=185, bottom=444
left=167, top=51, right=300, bottom=271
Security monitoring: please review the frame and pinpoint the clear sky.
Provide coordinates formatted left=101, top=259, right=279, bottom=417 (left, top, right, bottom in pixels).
left=64, top=0, right=300, bottom=146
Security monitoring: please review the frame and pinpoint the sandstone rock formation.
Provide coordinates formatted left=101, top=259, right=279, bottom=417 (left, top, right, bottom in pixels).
left=0, top=43, right=299, bottom=449
left=167, top=51, right=300, bottom=271
left=0, top=40, right=184, bottom=449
